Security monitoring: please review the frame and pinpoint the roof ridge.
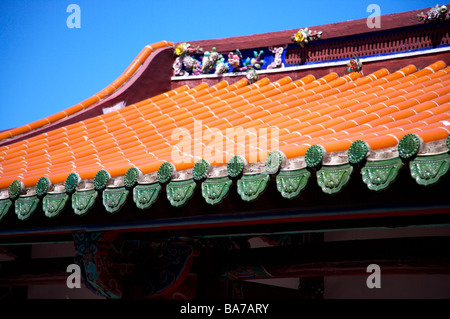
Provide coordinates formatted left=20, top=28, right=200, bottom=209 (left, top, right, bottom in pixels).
left=1, top=59, right=449, bottom=191
left=183, top=5, right=436, bottom=53
left=0, top=41, right=174, bottom=144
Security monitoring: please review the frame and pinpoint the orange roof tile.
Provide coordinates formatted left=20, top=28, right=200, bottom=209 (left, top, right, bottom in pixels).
left=0, top=58, right=449, bottom=206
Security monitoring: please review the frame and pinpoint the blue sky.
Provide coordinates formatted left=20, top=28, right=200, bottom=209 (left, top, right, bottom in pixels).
left=0, top=0, right=441, bottom=131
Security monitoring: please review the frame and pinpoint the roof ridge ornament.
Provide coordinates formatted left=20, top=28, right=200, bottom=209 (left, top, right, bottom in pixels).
left=267, top=46, right=287, bottom=70
left=291, top=27, right=323, bottom=47
left=229, top=49, right=265, bottom=72
left=201, top=47, right=226, bottom=74
left=173, top=42, right=203, bottom=76
left=246, top=68, right=258, bottom=84
left=347, top=56, right=363, bottom=74
left=417, top=4, right=450, bottom=22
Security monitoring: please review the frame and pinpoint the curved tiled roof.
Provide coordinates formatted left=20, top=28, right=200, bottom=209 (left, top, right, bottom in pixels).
left=1, top=60, right=449, bottom=186
left=0, top=49, right=449, bottom=220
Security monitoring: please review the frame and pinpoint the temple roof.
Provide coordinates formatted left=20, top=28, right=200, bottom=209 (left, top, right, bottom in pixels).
left=0, top=5, right=449, bottom=228
left=0, top=61, right=449, bottom=187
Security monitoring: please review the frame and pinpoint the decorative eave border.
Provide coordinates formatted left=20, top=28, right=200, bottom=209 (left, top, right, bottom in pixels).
left=1, top=133, right=449, bottom=222
left=171, top=46, right=450, bottom=82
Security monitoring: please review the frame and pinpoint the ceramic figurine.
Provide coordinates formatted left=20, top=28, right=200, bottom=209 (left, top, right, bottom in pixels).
left=267, top=46, right=287, bottom=69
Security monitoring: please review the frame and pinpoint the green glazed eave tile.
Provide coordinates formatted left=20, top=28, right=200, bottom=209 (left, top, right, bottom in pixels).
left=102, top=187, right=129, bottom=213
left=201, top=177, right=232, bottom=205
left=166, top=179, right=196, bottom=207
left=36, top=177, right=51, bottom=197
left=265, top=151, right=285, bottom=174
left=133, top=183, right=161, bottom=210
left=276, top=169, right=311, bottom=199
left=193, top=159, right=210, bottom=181
left=0, top=199, right=12, bottom=222
left=398, top=133, right=421, bottom=159
left=316, top=164, right=353, bottom=194
left=72, top=189, right=98, bottom=216
left=65, top=173, right=81, bottom=194
left=9, top=180, right=24, bottom=200
left=227, top=155, right=246, bottom=178
left=94, top=169, right=110, bottom=191
left=348, top=140, right=369, bottom=164
left=124, top=167, right=142, bottom=188
left=237, top=174, right=270, bottom=202
left=43, top=193, right=69, bottom=218
left=410, top=153, right=450, bottom=186
left=158, top=162, right=175, bottom=183
left=361, top=158, right=403, bottom=191
left=305, top=145, right=325, bottom=168
left=15, top=196, right=39, bottom=221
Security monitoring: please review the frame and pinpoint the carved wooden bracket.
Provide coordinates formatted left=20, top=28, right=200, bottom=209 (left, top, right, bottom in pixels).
left=73, top=231, right=196, bottom=298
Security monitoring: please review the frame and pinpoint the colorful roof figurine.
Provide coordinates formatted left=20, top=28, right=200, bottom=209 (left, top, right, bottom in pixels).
left=0, top=6, right=449, bottom=231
